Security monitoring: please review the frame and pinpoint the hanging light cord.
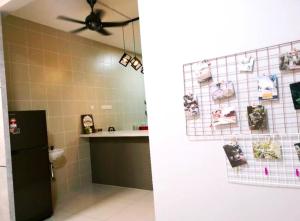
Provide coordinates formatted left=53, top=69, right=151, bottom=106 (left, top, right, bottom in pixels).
left=97, top=2, right=132, bottom=19
left=97, top=1, right=139, bottom=56
left=122, top=26, right=126, bottom=52
left=132, top=22, right=136, bottom=56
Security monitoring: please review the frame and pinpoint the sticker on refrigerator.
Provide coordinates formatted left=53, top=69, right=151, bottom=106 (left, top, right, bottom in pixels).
left=9, top=118, right=20, bottom=135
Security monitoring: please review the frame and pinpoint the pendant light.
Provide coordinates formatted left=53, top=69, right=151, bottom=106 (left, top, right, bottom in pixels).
left=119, top=26, right=132, bottom=67
left=130, top=22, right=142, bottom=70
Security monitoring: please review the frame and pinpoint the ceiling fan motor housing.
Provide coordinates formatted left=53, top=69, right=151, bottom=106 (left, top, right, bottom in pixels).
left=85, top=13, right=101, bottom=30
left=87, top=0, right=97, bottom=8
left=57, top=0, right=139, bottom=35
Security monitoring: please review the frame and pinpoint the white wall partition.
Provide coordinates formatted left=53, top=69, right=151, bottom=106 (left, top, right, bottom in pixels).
left=138, top=0, right=300, bottom=220
left=0, top=15, right=15, bottom=221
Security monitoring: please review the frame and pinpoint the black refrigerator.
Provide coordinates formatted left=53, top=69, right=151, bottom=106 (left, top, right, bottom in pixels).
left=9, top=111, right=53, bottom=221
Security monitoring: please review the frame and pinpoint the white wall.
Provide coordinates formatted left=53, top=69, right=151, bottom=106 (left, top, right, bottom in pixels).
left=138, top=0, right=300, bottom=220
left=0, top=15, right=15, bottom=221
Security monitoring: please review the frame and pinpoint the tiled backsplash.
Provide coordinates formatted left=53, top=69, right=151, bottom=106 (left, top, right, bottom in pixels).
left=2, top=15, right=146, bottom=202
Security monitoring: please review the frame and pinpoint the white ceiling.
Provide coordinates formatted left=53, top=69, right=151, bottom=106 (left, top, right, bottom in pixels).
left=0, top=0, right=36, bottom=11
left=3, top=0, right=142, bottom=53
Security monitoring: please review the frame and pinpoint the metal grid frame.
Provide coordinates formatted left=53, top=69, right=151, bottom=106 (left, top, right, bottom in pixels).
left=223, top=134, right=300, bottom=188
left=183, top=40, right=300, bottom=188
left=183, top=40, right=300, bottom=139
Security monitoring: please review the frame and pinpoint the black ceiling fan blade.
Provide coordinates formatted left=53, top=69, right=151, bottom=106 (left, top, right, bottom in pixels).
left=70, top=26, right=88, bottom=33
left=94, top=9, right=105, bottom=19
left=97, top=28, right=111, bottom=36
left=102, top=17, right=139, bottom=28
left=128, top=17, right=139, bottom=23
left=57, top=16, right=85, bottom=25
left=102, top=21, right=127, bottom=28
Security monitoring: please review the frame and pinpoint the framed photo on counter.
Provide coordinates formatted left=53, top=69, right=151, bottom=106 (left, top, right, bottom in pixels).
left=81, top=114, right=96, bottom=134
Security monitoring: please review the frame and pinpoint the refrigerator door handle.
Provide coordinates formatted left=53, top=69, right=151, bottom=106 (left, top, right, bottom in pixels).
left=50, top=163, right=55, bottom=181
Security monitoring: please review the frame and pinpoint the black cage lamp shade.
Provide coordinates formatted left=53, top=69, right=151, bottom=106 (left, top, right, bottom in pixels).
left=119, top=26, right=132, bottom=67
left=119, top=53, right=132, bottom=67
left=130, top=56, right=142, bottom=70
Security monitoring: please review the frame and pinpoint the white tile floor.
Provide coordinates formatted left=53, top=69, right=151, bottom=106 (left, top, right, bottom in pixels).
left=46, top=184, right=155, bottom=221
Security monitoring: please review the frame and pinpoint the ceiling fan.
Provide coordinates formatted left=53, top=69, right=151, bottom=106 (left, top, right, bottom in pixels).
left=57, top=0, right=139, bottom=36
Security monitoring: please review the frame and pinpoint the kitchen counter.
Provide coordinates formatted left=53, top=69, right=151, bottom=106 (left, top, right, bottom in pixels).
left=80, top=130, right=152, bottom=190
left=80, top=130, right=149, bottom=138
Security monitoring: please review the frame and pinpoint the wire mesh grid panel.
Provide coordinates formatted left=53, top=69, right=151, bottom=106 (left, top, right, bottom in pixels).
left=223, top=134, right=300, bottom=188
left=183, top=40, right=300, bottom=139
left=184, top=40, right=300, bottom=188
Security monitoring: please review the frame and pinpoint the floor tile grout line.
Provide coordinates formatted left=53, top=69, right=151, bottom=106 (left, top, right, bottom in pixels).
left=102, top=190, right=152, bottom=221
left=51, top=185, right=153, bottom=221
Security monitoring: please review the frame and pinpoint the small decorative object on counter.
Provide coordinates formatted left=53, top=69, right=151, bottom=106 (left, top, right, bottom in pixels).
left=196, top=60, right=212, bottom=83
left=210, top=81, right=235, bottom=101
left=239, top=56, right=255, bottom=72
left=247, top=105, right=267, bottom=130
left=132, top=125, right=139, bottom=130
left=183, top=94, right=200, bottom=119
left=9, top=117, right=20, bottom=135
left=289, top=82, right=300, bottom=109
left=258, top=74, right=279, bottom=100
left=211, top=107, right=237, bottom=127
left=108, top=126, right=116, bottom=132
left=81, top=114, right=96, bottom=134
left=223, top=141, right=247, bottom=168
left=253, top=139, right=281, bottom=160
left=294, top=143, right=300, bottom=160
left=279, top=48, right=300, bottom=71
left=139, top=125, right=148, bottom=130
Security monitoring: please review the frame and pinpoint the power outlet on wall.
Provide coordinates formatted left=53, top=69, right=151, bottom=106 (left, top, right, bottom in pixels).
left=101, top=105, right=112, bottom=110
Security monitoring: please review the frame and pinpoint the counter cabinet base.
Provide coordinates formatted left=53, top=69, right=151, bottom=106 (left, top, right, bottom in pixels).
left=90, top=137, right=153, bottom=190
